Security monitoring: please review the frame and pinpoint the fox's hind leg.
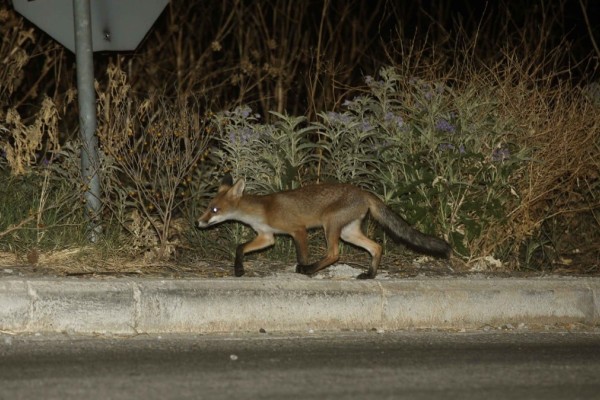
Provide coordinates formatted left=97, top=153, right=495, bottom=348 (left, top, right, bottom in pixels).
left=340, top=219, right=382, bottom=279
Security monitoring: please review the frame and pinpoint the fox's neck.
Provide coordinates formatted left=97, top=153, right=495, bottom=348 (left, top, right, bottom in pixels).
left=232, top=194, right=271, bottom=229
left=238, top=193, right=269, bottom=207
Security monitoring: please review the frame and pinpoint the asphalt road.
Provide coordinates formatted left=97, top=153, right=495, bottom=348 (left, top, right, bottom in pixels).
left=1, top=331, right=599, bottom=400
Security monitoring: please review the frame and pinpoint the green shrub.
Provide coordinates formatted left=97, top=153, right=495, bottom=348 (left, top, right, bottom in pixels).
left=205, top=66, right=528, bottom=261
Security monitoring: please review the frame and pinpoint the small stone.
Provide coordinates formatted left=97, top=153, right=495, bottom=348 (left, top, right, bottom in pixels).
left=230, top=354, right=238, bottom=361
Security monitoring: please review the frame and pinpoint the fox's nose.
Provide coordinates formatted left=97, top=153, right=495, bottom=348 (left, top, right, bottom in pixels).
left=196, top=217, right=210, bottom=228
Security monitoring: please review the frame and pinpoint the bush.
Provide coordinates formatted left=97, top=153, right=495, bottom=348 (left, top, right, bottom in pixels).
left=208, top=66, right=531, bottom=262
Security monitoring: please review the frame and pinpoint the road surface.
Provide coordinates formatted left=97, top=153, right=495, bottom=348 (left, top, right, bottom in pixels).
left=1, top=331, right=599, bottom=399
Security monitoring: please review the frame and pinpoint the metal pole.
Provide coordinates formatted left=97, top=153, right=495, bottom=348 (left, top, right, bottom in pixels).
left=73, top=0, right=101, bottom=242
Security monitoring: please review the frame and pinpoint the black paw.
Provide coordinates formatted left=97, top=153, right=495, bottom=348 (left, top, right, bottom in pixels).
left=234, top=267, right=245, bottom=277
left=356, top=272, right=375, bottom=279
left=295, top=264, right=315, bottom=276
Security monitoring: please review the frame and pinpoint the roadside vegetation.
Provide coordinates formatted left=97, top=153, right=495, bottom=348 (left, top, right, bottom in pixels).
left=1, top=1, right=598, bottom=274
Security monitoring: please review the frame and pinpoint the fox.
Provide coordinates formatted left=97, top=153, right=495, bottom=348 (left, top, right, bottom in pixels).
left=197, top=175, right=451, bottom=279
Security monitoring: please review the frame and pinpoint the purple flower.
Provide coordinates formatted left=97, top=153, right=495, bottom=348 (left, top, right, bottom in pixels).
left=435, top=119, right=456, bottom=133
left=438, top=143, right=466, bottom=154
left=492, top=147, right=510, bottom=162
left=384, top=112, right=404, bottom=129
left=438, top=143, right=455, bottom=151
left=237, top=106, right=251, bottom=118
left=226, top=106, right=253, bottom=119
left=326, top=111, right=352, bottom=125
left=361, top=121, right=374, bottom=131
left=364, top=75, right=384, bottom=88
left=229, top=127, right=256, bottom=145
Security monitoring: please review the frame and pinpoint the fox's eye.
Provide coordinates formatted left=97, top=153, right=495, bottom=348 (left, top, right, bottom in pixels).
left=211, top=207, right=219, bottom=214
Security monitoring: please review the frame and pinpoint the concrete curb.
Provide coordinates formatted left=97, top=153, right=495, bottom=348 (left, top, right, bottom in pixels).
left=1, top=277, right=599, bottom=334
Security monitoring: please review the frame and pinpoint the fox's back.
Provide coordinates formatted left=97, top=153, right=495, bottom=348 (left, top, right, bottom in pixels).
left=254, top=183, right=375, bottom=229
left=272, top=183, right=367, bottom=207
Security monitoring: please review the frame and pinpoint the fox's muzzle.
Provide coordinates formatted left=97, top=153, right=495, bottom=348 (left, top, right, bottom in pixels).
left=196, top=213, right=212, bottom=228
left=197, top=209, right=223, bottom=228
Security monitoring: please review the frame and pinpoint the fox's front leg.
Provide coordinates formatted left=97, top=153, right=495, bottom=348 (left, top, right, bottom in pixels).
left=234, top=243, right=247, bottom=277
left=234, top=233, right=275, bottom=277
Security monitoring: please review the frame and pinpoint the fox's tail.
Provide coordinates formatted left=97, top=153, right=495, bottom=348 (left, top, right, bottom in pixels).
left=369, top=198, right=452, bottom=258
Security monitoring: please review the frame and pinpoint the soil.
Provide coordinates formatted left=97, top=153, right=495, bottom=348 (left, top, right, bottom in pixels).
left=1, top=249, right=596, bottom=280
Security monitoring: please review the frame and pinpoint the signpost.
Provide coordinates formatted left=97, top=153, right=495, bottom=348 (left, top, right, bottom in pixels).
left=13, top=0, right=169, bottom=241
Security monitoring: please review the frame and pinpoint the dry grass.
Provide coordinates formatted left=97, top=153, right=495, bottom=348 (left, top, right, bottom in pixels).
left=484, top=52, right=599, bottom=269
left=0, top=248, right=215, bottom=276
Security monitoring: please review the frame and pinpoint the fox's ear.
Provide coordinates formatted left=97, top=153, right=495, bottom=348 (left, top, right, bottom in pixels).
left=217, top=174, right=234, bottom=193
left=221, top=174, right=233, bottom=186
left=230, top=178, right=246, bottom=198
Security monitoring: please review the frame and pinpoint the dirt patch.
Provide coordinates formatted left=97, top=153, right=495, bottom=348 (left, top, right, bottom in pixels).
left=1, top=249, right=596, bottom=280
